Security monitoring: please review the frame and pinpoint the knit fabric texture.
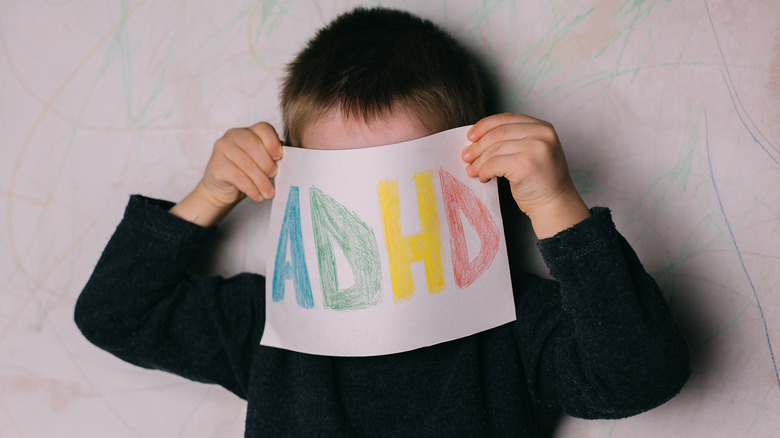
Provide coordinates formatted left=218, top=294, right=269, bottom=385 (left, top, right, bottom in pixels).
left=75, top=195, right=690, bottom=437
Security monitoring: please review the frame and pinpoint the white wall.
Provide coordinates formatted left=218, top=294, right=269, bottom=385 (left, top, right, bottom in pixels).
left=2, top=0, right=778, bottom=436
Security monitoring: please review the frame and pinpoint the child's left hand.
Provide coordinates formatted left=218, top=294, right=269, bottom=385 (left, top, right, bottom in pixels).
left=461, top=113, right=591, bottom=239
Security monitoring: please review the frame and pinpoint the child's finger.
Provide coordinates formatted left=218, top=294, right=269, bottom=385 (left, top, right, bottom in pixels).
left=248, top=122, right=284, bottom=160
left=463, top=121, right=556, bottom=166
left=234, top=129, right=279, bottom=180
left=474, top=153, right=520, bottom=184
left=466, top=113, right=542, bottom=142
left=465, top=139, right=521, bottom=178
left=462, top=123, right=526, bottom=166
left=226, top=165, right=263, bottom=202
left=222, top=142, right=275, bottom=200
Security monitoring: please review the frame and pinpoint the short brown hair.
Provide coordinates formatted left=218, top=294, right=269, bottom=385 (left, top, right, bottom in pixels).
left=280, top=7, right=485, bottom=146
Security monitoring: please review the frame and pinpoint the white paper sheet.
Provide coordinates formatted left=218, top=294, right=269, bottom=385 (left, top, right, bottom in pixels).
left=260, top=126, right=516, bottom=356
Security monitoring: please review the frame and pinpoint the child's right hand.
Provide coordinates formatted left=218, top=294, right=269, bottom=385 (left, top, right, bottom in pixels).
left=169, top=122, right=283, bottom=227
left=200, top=122, right=283, bottom=206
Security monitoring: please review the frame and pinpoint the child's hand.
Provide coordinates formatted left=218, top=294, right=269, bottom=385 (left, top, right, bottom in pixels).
left=200, top=122, right=283, bottom=206
left=169, top=122, right=283, bottom=227
left=461, top=113, right=590, bottom=238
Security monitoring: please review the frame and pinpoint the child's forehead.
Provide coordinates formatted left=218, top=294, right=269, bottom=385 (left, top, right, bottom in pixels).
left=299, top=108, right=439, bottom=150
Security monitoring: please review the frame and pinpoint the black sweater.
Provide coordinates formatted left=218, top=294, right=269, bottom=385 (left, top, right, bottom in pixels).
left=75, top=195, right=689, bottom=437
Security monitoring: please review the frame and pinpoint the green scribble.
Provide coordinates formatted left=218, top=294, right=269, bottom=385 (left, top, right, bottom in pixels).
left=252, top=0, right=291, bottom=40
left=310, top=186, right=382, bottom=311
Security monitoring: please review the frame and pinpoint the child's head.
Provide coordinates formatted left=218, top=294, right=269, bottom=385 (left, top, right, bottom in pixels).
left=280, top=7, right=485, bottom=148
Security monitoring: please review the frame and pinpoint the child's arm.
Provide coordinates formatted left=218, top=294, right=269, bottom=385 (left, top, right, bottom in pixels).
left=462, top=113, right=689, bottom=415
left=75, top=123, right=283, bottom=397
left=169, top=122, right=283, bottom=226
left=75, top=195, right=264, bottom=398
left=461, top=113, right=591, bottom=238
left=522, top=210, right=690, bottom=417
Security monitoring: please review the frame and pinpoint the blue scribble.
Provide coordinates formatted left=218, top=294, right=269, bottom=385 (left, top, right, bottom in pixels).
left=719, top=69, right=780, bottom=168
left=272, top=186, right=314, bottom=309
left=704, top=109, right=780, bottom=392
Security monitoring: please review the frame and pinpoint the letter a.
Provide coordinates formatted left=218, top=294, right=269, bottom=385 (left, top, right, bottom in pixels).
left=438, top=169, right=500, bottom=288
left=377, top=170, right=445, bottom=302
left=272, top=186, right=314, bottom=309
left=310, top=187, right=382, bottom=311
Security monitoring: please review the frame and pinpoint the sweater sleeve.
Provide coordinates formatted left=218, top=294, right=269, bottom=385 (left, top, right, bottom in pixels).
left=514, top=207, right=690, bottom=419
left=74, top=195, right=265, bottom=399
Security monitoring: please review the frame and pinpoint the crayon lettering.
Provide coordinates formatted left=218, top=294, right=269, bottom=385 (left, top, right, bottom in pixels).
left=272, top=186, right=314, bottom=308
left=376, top=170, right=445, bottom=302
left=439, top=169, right=500, bottom=287
left=310, top=186, right=382, bottom=311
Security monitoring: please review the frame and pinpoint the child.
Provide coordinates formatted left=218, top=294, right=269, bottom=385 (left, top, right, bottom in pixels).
left=75, top=7, right=689, bottom=437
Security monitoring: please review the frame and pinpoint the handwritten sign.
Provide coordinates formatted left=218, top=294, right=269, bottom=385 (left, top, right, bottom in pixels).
left=260, top=126, right=516, bottom=356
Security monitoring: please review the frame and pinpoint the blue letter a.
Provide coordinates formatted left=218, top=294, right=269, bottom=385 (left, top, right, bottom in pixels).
left=272, top=186, right=314, bottom=309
